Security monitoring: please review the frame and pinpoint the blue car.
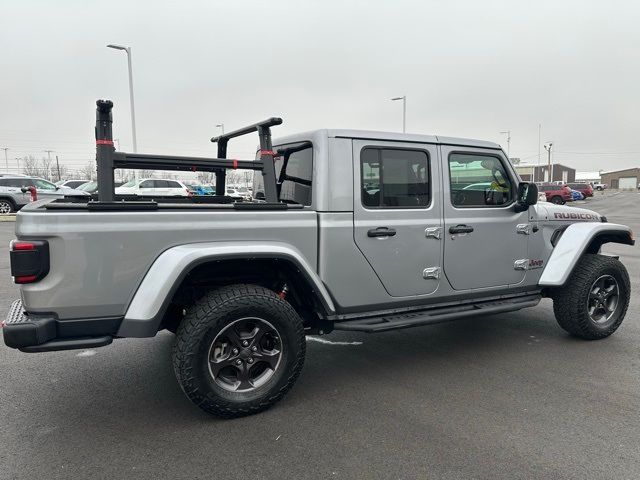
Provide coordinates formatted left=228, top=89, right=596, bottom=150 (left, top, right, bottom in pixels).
left=188, top=185, right=215, bottom=195
left=570, top=189, right=584, bottom=201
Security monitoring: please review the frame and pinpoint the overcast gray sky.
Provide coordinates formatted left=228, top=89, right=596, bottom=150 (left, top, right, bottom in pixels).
left=1, top=0, right=639, bottom=175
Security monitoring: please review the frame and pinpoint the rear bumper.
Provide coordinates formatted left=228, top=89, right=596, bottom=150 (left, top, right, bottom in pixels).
left=2, top=299, right=119, bottom=352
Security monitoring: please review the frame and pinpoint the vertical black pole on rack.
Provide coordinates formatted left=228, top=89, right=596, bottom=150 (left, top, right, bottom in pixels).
left=215, top=139, right=228, bottom=195
left=95, top=100, right=115, bottom=202
left=257, top=125, right=278, bottom=203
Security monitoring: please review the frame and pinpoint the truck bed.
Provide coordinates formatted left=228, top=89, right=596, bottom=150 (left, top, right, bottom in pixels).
left=15, top=200, right=318, bottom=320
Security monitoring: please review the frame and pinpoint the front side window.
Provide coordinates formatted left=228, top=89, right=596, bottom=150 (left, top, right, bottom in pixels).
left=361, top=148, right=429, bottom=208
left=449, top=153, right=513, bottom=207
left=139, top=180, right=154, bottom=189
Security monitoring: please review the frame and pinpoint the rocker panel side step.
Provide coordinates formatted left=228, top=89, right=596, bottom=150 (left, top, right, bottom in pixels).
left=333, top=294, right=541, bottom=332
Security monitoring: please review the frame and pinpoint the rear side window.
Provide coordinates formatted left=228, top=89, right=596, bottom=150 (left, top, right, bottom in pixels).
left=254, top=141, right=313, bottom=205
left=361, top=148, right=429, bottom=208
left=0, top=178, right=30, bottom=188
left=166, top=181, right=182, bottom=188
left=449, top=153, right=513, bottom=207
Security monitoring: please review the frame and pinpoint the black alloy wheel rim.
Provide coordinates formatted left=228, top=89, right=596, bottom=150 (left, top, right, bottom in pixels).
left=587, top=275, right=619, bottom=324
left=208, top=317, right=283, bottom=392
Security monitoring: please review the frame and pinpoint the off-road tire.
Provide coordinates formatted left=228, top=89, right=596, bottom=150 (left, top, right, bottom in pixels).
left=172, top=284, right=306, bottom=418
left=0, top=198, right=15, bottom=214
left=552, top=254, right=630, bottom=340
left=551, top=196, right=563, bottom=205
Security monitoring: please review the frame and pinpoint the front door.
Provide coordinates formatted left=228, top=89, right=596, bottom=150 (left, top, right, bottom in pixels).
left=352, top=140, right=442, bottom=297
left=442, top=146, right=528, bottom=290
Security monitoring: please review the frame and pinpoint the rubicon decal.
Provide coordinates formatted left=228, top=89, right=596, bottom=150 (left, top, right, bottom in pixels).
left=553, top=212, right=599, bottom=221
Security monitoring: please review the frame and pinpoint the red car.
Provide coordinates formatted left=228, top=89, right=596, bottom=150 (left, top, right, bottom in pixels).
left=536, top=183, right=573, bottom=204
left=567, top=182, right=594, bottom=198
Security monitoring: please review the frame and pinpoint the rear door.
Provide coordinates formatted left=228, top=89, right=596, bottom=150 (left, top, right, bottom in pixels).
left=353, top=140, right=442, bottom=297
left=166, top=180, right=185, bottom=196
left=138, top=179, right=161, bottom=196
left=0, top=178, right=29, bottom=206
left=442, top=147, right=528, bottom=290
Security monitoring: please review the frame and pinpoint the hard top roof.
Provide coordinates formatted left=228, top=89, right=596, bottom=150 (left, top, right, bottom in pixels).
left=273, top=129, right=501, bottom=150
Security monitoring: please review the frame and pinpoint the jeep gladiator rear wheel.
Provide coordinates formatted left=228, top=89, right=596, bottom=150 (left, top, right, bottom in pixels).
left=172, top=284, right=305, bottom=418
left=552, top=254, right=630, bottom=339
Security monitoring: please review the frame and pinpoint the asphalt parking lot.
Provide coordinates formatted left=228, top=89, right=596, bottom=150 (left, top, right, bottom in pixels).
left=0, top=192, right=638, bottom=480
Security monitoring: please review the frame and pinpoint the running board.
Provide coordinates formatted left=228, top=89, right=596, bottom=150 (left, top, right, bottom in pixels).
left=333, top=294, right=541, bottom=333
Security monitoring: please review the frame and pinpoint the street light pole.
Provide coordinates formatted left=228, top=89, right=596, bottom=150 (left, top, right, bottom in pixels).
left=1, top=148, right=8, bottom=173
left=44, top=149, right=55, bottom=180
left=500, top=130, right=511, bottom=159
left=544, top=142, right=553, bottom=182
left=107, top=44, right=138, bottom=155
left=216, top=123, right=225, bottom=135
left=391, top=96, right=406, bottom=133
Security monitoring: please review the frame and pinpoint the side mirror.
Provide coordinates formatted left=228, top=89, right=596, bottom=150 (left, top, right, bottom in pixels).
left=514, top=182, right=538, bottom=212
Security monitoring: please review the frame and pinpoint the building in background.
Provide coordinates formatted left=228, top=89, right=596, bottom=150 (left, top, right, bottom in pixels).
left=600, top=167, right=640, bottom=190
left=576, top=171, right=602, bottom=184
left=515, top=163, right=576, bottom=183
left=515, top=164, right=535, bottom=181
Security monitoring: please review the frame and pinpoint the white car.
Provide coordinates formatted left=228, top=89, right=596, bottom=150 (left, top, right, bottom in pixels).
left=226, top=186, right=252, bottom=201
left=115, top=178, right=191, bottom=197
left=56, top=179, right=90, bottom=189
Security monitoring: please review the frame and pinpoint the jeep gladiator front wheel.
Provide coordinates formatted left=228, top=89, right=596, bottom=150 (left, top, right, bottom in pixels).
left=172, top=284, right=306, bottom=418
left=552, top=254, right=630, bottom=340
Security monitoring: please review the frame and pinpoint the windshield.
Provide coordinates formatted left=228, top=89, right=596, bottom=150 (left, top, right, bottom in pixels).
left=34, top=179, right=57, bottom=190
left=121, top=180, right=137, bottom=187
left=78, top=181, right=97, bottom=191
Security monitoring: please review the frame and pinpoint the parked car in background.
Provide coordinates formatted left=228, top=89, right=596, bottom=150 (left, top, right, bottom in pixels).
left=567, top=183, right=593, bottom=198
left=115, top=178, right=191, bottom=197
left=56, top=179, right=90, bottom=189
left=0, top=176, right=89, bottom=213
left=76, top=181, right=124, bottom=195
left=76, top=181, right=98, bottom=194
left=569, top=189, right=584, bottom=201
left=536, top=183, right=573, bottom=204
left=592, top=182, right=607, bottom=191
left=187, top=184, right=215, bottom=196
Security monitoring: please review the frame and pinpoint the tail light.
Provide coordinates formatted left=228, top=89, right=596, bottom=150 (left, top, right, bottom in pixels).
left=10, top=240, right=49, bottom=284
left=186, top=189, right=193, bottom=197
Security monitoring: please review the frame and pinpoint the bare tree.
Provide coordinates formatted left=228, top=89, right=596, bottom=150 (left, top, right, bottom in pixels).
left=55, top=163, right=69, bottom=181
left=21, top=155, right=41, bottom=177
left=78, top=161, right=96, bottom=181
left=139, top=170, right=155, bottom=178
left=196, top=171, right=215, bottom=184
left=21, top=155, right=54, bottom=179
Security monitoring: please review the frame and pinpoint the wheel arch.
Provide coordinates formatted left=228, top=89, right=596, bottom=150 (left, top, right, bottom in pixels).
left=117, top=242, right=336, bottom=338
left=539, top=222, right=634, bottom=288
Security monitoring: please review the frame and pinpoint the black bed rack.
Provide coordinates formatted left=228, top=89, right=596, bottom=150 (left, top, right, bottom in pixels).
left=95, top=99, right=281, bottom=203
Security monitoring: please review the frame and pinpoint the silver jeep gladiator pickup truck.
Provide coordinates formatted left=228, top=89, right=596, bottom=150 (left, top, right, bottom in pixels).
left=3, top=100, right=635, bottom=417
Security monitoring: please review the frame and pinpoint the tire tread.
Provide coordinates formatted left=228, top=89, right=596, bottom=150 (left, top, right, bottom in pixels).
left=172, top=284, right=305, bottom=418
